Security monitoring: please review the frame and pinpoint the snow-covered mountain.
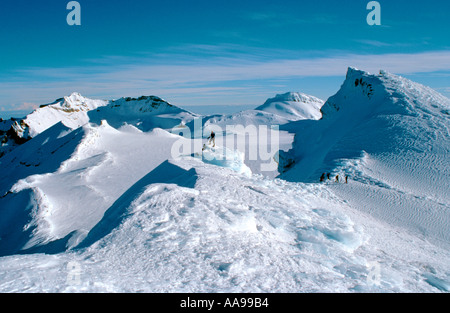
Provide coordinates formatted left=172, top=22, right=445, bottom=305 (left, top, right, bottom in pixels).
left=279, top=67, right=450, bottom=248
left=281, top=67, right=450, bottom=181
left=256, top=92, right=324, bottom=121
left=201, top=91, right=324, bottom=130
left=0, top=93, right=199, bottom=256
left=9, top=93, right=108, bottom=140
left=89, top=95, right=198, bottom=131
left=0, top=93, right=197, bottom=159
left=0, top=93, right=107, bottom=157
left=0, top=93, right=107, bottom=158
left=0, top=69, right=449, bottom=293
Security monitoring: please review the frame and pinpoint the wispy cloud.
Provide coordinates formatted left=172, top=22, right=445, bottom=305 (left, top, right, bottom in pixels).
left=1, top=46, right=450, bottom=109
left=0, top=102, right=38, bottom=112
left=435, top=87, right=450, bottom=93
left=354, top=40, right=395, bottom=47
left=244, top=10, right=340, bottom=26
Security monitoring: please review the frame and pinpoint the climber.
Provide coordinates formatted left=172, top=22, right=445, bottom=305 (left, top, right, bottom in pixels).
left=208, top=131, right=216, bottom=147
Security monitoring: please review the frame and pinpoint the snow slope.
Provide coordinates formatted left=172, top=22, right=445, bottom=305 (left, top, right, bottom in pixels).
left=0, top=121, right=191, bottom=256
left=280, top=67, right=450, bottom=248
left=0, top=70, right=449, bottom=293
left=256, top=92, right=324, bottom=121
left=0, top=156, right=449, bottom=292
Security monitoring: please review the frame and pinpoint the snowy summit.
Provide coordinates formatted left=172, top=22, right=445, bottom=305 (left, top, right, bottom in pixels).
left=256, top=92, right=324, bottom=121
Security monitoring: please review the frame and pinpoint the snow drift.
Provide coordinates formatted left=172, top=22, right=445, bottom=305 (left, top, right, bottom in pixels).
left=0, top=121, right=190, bottom=256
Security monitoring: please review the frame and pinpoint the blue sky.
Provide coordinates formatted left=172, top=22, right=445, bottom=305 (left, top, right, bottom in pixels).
left=0, top=0, right=449, bottom=114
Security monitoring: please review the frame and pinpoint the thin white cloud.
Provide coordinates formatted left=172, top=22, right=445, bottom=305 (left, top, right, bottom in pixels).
left=0, top=102, right=38, bottom=112
left=32, top=50, right=450, bottom=82
left=1, top=48, right=450, bottom=109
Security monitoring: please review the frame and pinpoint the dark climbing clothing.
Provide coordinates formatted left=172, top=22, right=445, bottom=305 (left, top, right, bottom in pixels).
left=320, top=173, right=325, bottom=182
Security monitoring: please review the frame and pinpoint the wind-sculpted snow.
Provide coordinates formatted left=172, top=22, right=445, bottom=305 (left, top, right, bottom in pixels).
left=78, top=160, right=198, bottom=249
left=0, top=122, right=85, bottom=196
left=200, top=146, right=252, bottom=177
left=0, top=122, right=188, bottom=256
left=1, top=157, right=449, bottom=292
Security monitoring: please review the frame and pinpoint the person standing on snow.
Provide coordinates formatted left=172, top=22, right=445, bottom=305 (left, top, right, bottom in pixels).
left=208, top=131, right=216, bottom=147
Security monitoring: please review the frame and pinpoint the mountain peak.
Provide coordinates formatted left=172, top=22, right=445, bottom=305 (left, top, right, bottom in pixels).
left=103, top=95, right=191, bottom=117
left=7, top=93, right=108, bottom=140
left=321, top=68, right=450, bottom=119
left=263, top=92, right=323, bottom=105
left=64, top=92, right=85, bottom=104
left=40, top=92, right=107, bottom=113
left=256, top=92, right=324, bottom=121
left=346, top=67, right=369, bottom=78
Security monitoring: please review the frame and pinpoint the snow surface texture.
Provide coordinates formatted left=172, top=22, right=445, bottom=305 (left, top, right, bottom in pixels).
left=0, top=68, right=449, bottom=292
left=1, top=158, right=449, bottom=292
